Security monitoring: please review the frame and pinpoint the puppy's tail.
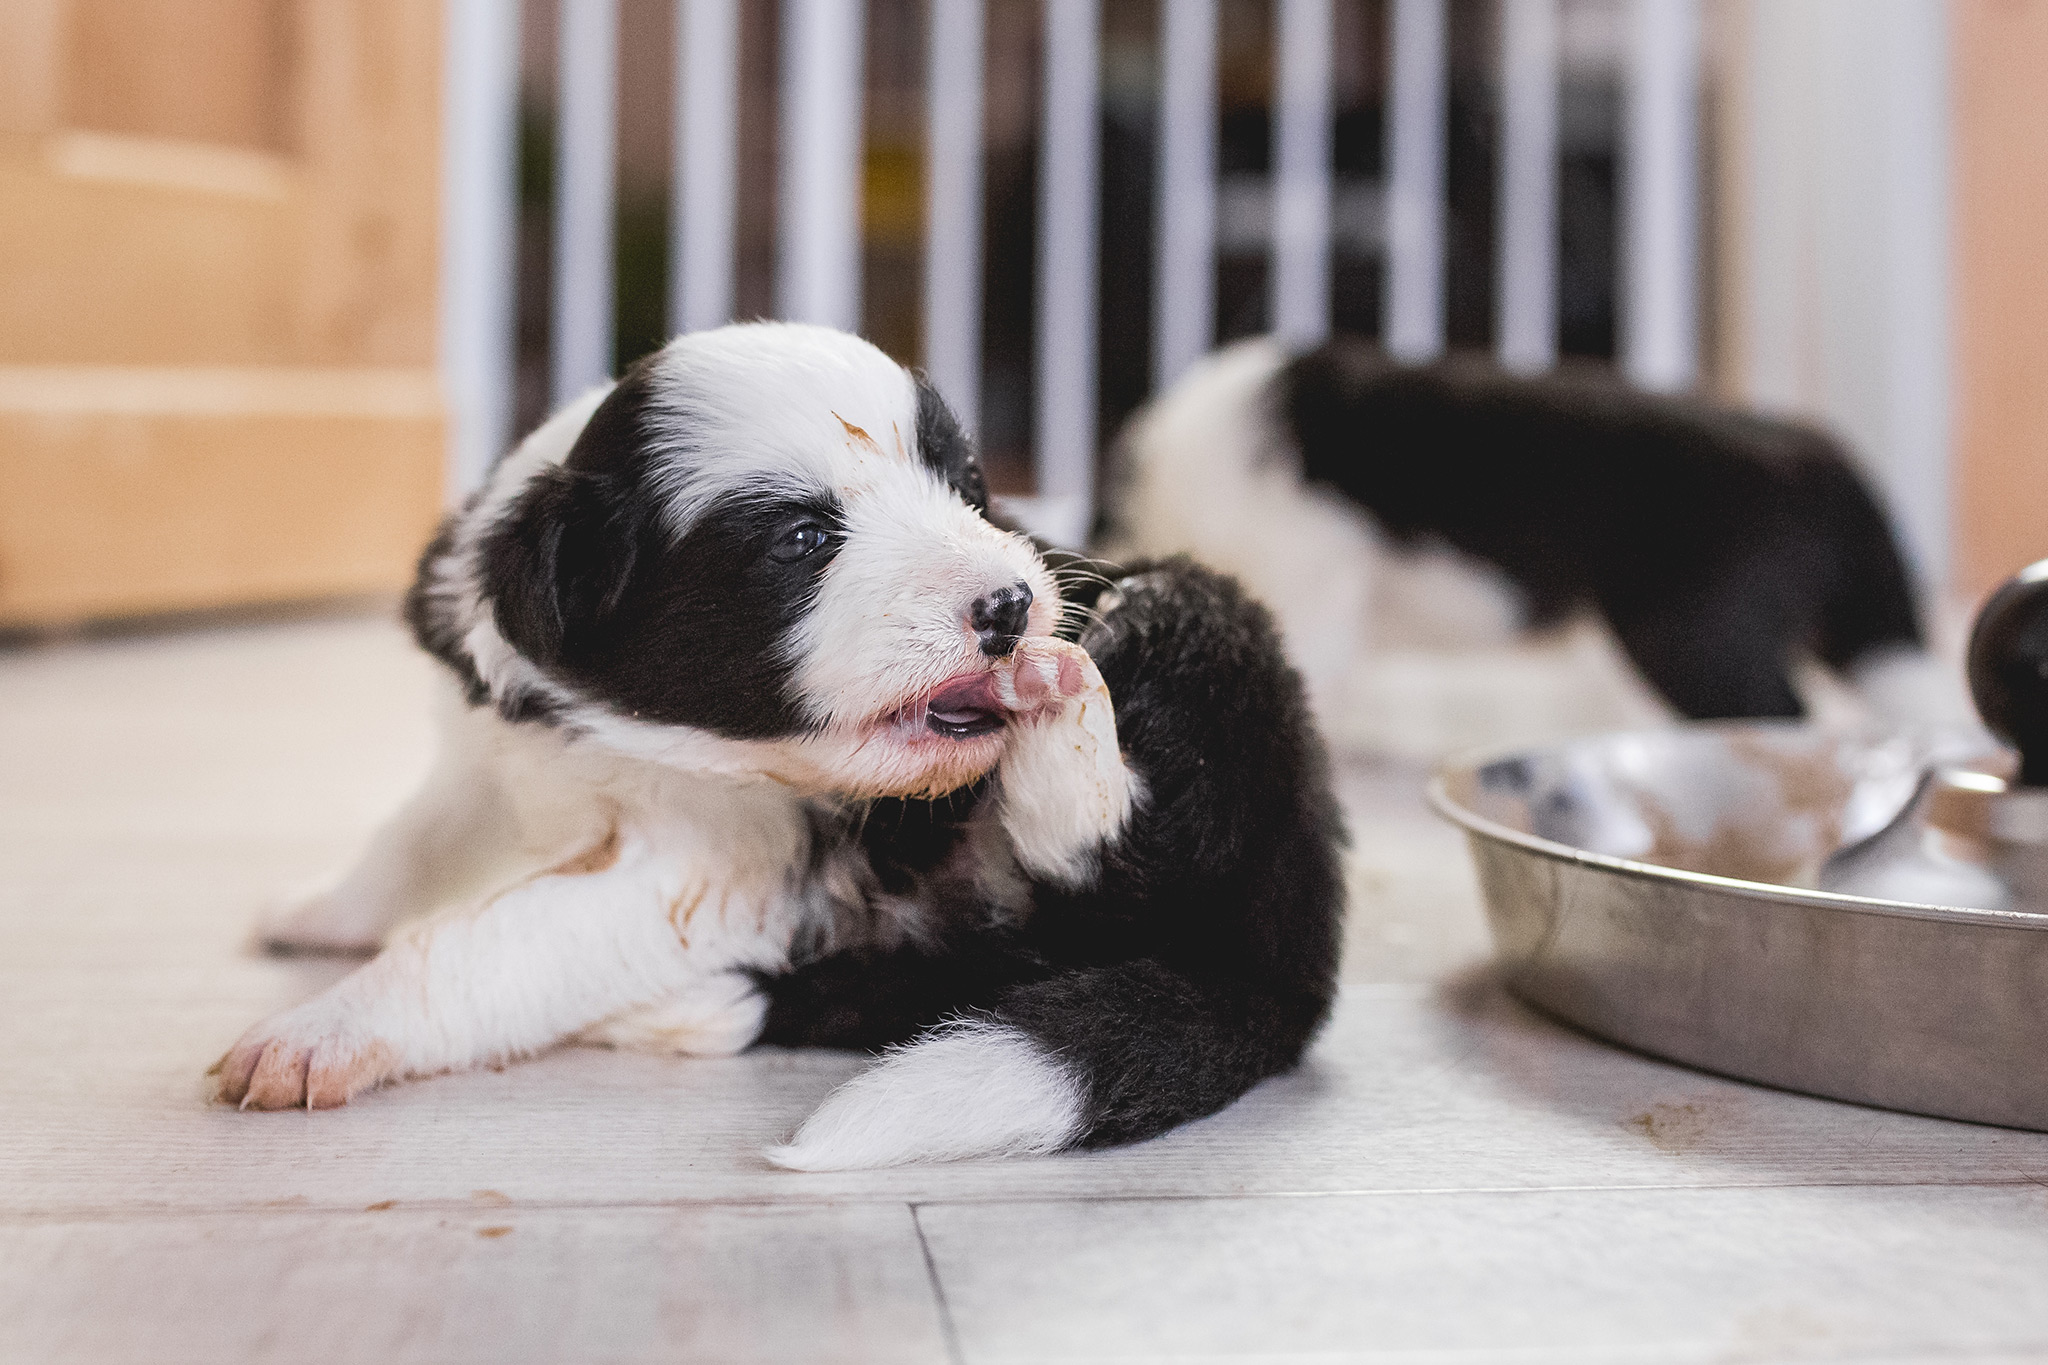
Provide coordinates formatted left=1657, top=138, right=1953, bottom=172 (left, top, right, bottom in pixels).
left=764, top=962, right=1329, bottom=1171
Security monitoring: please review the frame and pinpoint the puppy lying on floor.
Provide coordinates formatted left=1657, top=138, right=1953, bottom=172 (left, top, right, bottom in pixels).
left=218, top=322, right=1344, bottom=1171
left=1109, top=337, right=1969, bottom=756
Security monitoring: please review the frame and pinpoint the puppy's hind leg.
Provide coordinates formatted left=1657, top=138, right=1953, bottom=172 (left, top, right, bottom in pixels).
left=258, top=699, right=520, bottom=955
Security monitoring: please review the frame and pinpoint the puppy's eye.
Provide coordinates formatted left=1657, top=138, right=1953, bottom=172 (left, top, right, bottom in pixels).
left=769, top=522, right=831, bottom=563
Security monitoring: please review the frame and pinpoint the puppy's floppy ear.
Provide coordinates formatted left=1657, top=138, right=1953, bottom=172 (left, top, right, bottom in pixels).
left=480, top=368, right=658, bottom=666
left=480, top=466, right=644, bottom=666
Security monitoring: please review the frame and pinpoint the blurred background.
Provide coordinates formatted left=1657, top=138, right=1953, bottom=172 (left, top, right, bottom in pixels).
left=0, top=0, right=2042, bottom=629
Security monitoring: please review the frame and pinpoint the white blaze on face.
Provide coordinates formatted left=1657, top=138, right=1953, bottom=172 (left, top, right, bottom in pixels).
left=641, top=323, right=923, bottom=540
left=791, top=471, right=1058, bottom=730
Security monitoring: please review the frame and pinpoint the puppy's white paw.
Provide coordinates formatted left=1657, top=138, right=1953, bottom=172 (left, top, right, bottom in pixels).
left=212, top=997, right=399, bottom=1110
left=991, top=636, right=1093, bottom=717
left=993, top=637, right=1136, bottom=886
left=254, top=888, right=384, bottom=957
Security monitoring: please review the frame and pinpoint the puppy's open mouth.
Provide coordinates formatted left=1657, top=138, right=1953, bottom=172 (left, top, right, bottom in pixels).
left=921, top=672, right=1006, bottom=739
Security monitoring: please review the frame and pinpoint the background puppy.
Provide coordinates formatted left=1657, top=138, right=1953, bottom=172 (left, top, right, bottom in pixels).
left=1109, top=336, right=1972, bottom=757
left=221, top=322, right=1344, bottom=1170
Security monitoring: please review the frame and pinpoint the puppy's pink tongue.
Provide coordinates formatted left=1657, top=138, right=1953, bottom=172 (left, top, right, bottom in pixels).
left=926, top=672, right=999, bottom=725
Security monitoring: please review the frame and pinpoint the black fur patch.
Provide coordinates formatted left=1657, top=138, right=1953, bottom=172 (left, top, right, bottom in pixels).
left=403, top=513, right=489, bottom=706
left=1280, top=339, right=1925, bottom=720
left=477, top=357, right=842, bottom=738
left=764, top=784, right=1059, bottom=1049
left=915, top=377, right=988, bottom=511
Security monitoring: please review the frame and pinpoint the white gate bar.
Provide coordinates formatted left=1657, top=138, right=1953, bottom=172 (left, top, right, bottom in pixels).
left=1877, top=0, right=1951, bottom=586
left=1033, top=0, right=1100, bottom=545
left=1271, top=0, right=1333, bottom=348
left=441, top=0, right=521, bottom=494
left=1621, top=0, right=1699, bottom=392
left=672, top=0, right=739, bottom=334
left=551, top=0, right=620, bottom=403
left=776, top=0, right=866, bottom=331
left=1153, top=0, right=1217, bottom=388
left=1495, top=0, right=1558, bottom=373
left=923, top=0, right=985, bottom=431
left=1384, top=0, right=1447, bottom=361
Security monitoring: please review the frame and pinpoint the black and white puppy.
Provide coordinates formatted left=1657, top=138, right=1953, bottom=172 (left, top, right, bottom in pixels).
left=1110, top=336, right=1967, bottom=747
left=219, top=322, right=1344, bottom=1170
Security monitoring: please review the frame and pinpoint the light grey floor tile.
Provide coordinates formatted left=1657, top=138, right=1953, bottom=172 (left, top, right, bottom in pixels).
left=10, top=975, right=2048, bottom=1215
left=917, top=1186, right=2048, bottom=1363
left=0, top=1203, right=948, bottom=1365
left=0, top=613, right=438, bottom=844
left=1331, top=762, right=1492, bottom=987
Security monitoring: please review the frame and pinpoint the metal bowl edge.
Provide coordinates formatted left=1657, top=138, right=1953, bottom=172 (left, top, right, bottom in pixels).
left=1430, top=736, right=2048, bottom=1132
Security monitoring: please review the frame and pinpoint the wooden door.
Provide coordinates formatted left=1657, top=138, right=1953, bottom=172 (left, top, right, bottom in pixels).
left=1953, top=0, right=2048, bottom=597
left=0, top=0, right=445, bottom=625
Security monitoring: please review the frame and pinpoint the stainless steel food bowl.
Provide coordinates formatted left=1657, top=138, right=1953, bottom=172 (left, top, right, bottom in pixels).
left=1430, top=722, right=2048, bottom=1131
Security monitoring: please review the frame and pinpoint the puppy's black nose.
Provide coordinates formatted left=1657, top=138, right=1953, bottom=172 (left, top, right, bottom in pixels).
left=971, top=581, right=1034, bottom=656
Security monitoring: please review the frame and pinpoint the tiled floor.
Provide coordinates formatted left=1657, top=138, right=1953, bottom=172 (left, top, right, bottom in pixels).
left=4, top=609, right=2047, bottom=1363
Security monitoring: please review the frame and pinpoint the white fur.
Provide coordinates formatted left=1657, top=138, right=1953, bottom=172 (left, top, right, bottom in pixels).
left=226, top=323, right=1131, bottom=1164
left=992, top=637, right=1138, bottom=887
left=765, top=1021, right=1087, bottom=1171
left=220, top=712, right=815, bottom=1105
left=790, top=464, right=1059, bottom=733
left=579, top=970, right=769, bottom=1057
left=641, top=322, right=919, bottom=538
left=256, top=683, right=531, bottom=952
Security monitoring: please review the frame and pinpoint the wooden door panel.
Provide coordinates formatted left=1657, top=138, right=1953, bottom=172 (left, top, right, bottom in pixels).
left=0, top=136, right=294, bottom=365
left=0, top=367, right=443, bottom=622
left=0, top=0, right=445, bottom=627
left=1954, top=0, right=2048, bottom=595
left=65, top=0, right=296, bottom=153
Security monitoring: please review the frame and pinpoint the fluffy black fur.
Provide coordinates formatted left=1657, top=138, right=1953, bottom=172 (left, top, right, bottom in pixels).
left=1272, top=338, right=1925, bottom=719
left=477, top=362, right=853, bottom=737
left=915, top=375, right=991, bottom=511
left=762, top=558, right=1347, bottom=1148
left=408, top=348, right=1347, bottom=1154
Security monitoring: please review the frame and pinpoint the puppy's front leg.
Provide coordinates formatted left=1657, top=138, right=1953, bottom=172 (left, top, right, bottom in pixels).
left=217, top=828, right=723, bottom=1109
left=258, top=709, right=527, bottom=954
left=992, top=637, right=1138, bottom=887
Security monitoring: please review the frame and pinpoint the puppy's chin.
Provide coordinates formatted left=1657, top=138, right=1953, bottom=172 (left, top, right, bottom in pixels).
left=790, top=716, right=1013, bottom=801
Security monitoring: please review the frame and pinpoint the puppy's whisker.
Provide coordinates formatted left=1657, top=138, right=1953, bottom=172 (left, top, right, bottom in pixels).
left=1058, top=603, right=1110, bottom=634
